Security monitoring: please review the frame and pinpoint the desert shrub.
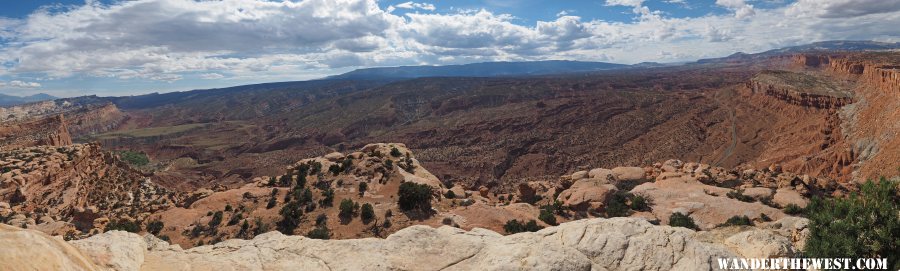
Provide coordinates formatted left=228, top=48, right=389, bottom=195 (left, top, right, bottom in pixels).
left=504, top=219, right=544, bottom=234
left=266, top=195, right=278, bottom=209
left=384, top=159, right=394, bottom=170
left=398, top=182, right=433, bottom=211
left=359, top=182, right=368, bottom=195
left=329, top=164, right=342, bottom=176
left=146, top=220, right=164, bottom=235
left=631, top=195, right=651, bottom=212
left=228, top=213, right=243, bottom=226
left=759, top=213, right=772, bottom=222
left=306, top=227, right=330, bottom=240
left=361, top=203, right=375, bottom=222
left=277, top=201, right=303, bottom=234
left=105, top=219, right=141, bottom=233
left=783, top=203, right=805, bottom=215
left=538, top=208, right=557, bottom=226
left=606, top=193, right=630, bottom=217
left=726, top=189, right=755, bottom=202
left=118, top=150, right=149, bottom=166
left=224, top=204, right=233, bottom=212
left=444, top=190, right=456, bottom=199
left=316, top=213, right=328, bottom=226
left=320, top=188, right=335, bottom=206
left=805, top=179, right=899, bottom=270
left=339, top=199, right=356, bottom=218
left=208, top=211, right=224, bottom=227
left=238, top=220, right=250, bottom=238
left=668, top=213, right=697, bottom=230
left=390, top=147, right=402, bottom=157
left=503, top=219, right=524, bottom=234
left=718, top=215, right=753, bottom=227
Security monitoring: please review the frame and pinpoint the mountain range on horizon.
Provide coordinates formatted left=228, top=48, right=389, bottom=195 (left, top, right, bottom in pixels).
left=0, top=93, right=57, bottom=107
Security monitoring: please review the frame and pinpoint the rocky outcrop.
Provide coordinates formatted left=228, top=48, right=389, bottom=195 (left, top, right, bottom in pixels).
left=0, top=114, right=73, bottom=150
left=748, top=70, right=853, bottom=109
left=0, top=216, right=811, bottom=271
left=0, top=144, right=177, bottom=237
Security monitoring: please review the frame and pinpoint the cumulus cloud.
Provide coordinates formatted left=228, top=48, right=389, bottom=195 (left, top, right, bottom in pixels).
left=0, top=0, right=897, bottom=88
left=0, top=80, right=42, bottom=88
left=716, top=0, right=755, bottom=18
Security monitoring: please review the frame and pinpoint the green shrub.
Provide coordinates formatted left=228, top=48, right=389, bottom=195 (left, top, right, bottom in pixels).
left=783, top=203, right=805, bottom=215
left=805, top=179, right=899, bottom=270
left=105, top=219, right=141, bottom=233
left=361, top=203, right=375, bottom=222
left=444, top=190, right=456, bottom=199
left=503, top=219, right=524, bottom=234
left=224, top=204, right=233, bottom=212
left=228, top=213, right=243, bottom=226
left=398, top=182, right=433, bottom=211
left=390, top=147, right=402, bottom=157
left=146, top=220, right=164, bottom=235
left=208, top=211, right=224, bottom=227
left=523, top=220, right=543, bottom=232
left=359, top=182, right=368, bottom=195
left=631, top=195, right=651, bottom=212
left=277, top=201, right=303, bottom=234
left=306, top=227, right=330, bottom=240
left=606, top=193, right=630, bottom=217
left=668, top=213, right=697, bottom=230
left=320, top=189, right=335, bottom=206
left=266, top=195, right=277, bottom=209
left=718, top=215, right=753, bottom=227
left=315, top=213, right=328, bottom=226
left=759, top=213, right=772, bottom=222
left=538, top=208, right=557, bottom=226
left=339, top=199, right=356, bottom=218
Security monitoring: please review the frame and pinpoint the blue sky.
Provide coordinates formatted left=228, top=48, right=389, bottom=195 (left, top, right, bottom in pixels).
left=0, top=0, right=898, bottom=97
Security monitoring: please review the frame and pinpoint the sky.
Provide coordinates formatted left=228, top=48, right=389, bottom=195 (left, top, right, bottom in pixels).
left=0, top=0, right=898, bottom=97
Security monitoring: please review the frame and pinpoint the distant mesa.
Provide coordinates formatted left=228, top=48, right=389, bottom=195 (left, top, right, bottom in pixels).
left=0, top=93, right=58, bottom=108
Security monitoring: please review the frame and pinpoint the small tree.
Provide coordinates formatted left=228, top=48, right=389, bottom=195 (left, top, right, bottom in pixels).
left=504, top=219, right=525, bottom=234
left=359, top=182, right=368, bottom=195
left=390, top=147, right=402, bottom=157
left=668, top=212, right=697, bottom=230
left=320, top=189, right=335, bottom=206
left=277, top=201, right=303, bottom=234
left=361, top=203, right=375, bottom=222
left=444, top=190, right=456, bottom=199
left=398, top=182, right=433, bottom=211
left=339, top=199, right=356, bottom=218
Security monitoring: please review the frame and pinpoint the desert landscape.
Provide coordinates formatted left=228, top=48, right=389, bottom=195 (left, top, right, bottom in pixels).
left=1, top=0, right=899, bottom=270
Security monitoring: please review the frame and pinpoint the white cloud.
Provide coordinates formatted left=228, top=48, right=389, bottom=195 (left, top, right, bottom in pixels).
left=394, top=2, right=436, bottom=11
left=0, top=0, right=897, bottom=88
left=716, top=0, right=755, bottom=18
left=0, top=80, right=42, bottom=88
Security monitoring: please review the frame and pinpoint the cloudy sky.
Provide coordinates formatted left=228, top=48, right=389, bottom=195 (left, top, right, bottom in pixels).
left=0, top=0, right=898, bottom=97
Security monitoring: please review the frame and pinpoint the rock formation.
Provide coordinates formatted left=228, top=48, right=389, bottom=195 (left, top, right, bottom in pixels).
left=1, top=216, right=810, bottom=271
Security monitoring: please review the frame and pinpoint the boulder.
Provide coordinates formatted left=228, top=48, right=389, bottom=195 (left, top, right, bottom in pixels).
left=741, top=187, right=773, bottom=200
left=570, top=170, right=589, bottom=180
left=71, top=231, right=147, bottom=271
left=773, top=188, right=809, bottom=208
left=0, top=224, right=100, bottom=270
left=725, top=229, right=795, bottom=258
left=556, top=179, right=618, bottom=211
left=587, top=168, right=614, bottom=180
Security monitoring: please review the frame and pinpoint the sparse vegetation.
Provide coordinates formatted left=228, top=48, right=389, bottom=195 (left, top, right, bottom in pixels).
left=444, top=190, right=456, bottom=199
left=117, top=150, right=149, bottom=166
left=358, top=182, right=368, bottom=195
left=208, top=211, right=224, bottom=227
left=718, top=215, right=753, bottom=227
left=726, top=189, right=755, bottom=203
left=503, top=219, right=543, bottom=234
left=390, top=147, right=402, bottom=157
left=783, top=203, right=805, bottom=215
left=668, top=213, right=697, bottom=230
left=306, top=227, right=330, bottom=240
left=538, top=208, right=557, bottom=226
left=339, top=198, right=356, bottom=218
left=105, top=219, right=141, bottom=233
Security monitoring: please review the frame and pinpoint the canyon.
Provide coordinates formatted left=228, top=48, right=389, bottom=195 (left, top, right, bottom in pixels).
left=0, top=48, right=897, bottom=270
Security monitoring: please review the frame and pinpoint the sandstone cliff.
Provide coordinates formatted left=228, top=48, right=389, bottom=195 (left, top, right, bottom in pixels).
left=0, top=216, right=808, bottom=271
left=0, top=114, right=73, bottom=150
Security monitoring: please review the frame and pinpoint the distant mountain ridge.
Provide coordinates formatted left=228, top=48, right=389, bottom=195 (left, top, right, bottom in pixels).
left=329, top=60, right=629, bottom=80
left=697, top=40, right=900, bottom=64
left=0, top=93, right=58, bottom=107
